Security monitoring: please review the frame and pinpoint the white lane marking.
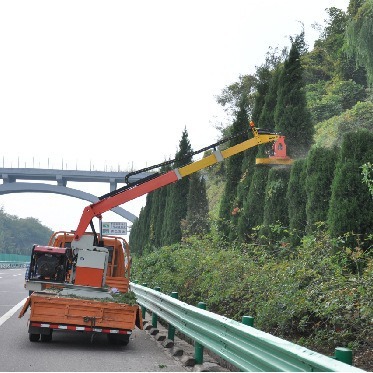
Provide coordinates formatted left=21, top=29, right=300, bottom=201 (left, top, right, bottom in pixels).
left=12, top=274, right=22, bottom=277
left=0, top=297, right=28, bottom=327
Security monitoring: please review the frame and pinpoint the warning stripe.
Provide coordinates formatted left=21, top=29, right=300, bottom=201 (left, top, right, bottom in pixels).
left=31, top=322, right=131, bottom=335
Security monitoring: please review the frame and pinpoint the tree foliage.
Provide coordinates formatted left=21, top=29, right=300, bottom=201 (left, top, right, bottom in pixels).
left=361, top=161, right=373, bottom=197
left=216, top=74, right=257, bottom=119
left=132, top=230, right=372, bottom=364
left=161, top=129, right=193, bottom=246
left=328, top=129, right=373, bottom=242
left=314, top=101, right=373, bottom=148
left=218, top=99, right=249, bottom=239
left=182, top=172, right=210, bottom=237
left=345, top=0, right=373, bottom=86
left=305, top=146, right=338, bottom=230
left=306, top=79, right=366, bottom=124
left=287, top=159, right=307, bottom=244
left=0, top=208, right=53, bottom=255
left=274, top=32, right=313, bottom=158
left=261, top=167, right=291, bottom=241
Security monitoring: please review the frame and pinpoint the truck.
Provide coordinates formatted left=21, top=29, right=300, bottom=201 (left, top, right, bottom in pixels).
left=19, top=121, right=289, bottom=344
left=20, top=231, right=139, bottom=344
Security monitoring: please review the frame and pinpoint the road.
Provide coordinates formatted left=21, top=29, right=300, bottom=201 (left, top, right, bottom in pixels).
left=0, top=268, right=187, bottom=372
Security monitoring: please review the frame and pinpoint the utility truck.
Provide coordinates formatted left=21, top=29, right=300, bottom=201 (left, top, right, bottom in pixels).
left=19, top=121, right=289, bottom=344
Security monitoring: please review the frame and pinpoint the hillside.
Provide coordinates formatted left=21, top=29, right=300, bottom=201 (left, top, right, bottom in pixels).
left=0, top=207, right=53, bottom=255
left=130, top=2, right=373, bottom=370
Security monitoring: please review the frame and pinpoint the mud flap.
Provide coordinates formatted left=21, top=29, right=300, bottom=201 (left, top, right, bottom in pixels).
left=135, top=306, right=143, bottom=329
left=18, top=297, right=31, bottom=318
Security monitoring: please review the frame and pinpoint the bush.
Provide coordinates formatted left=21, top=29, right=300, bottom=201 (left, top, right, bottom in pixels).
left=131, top=226, right=372, bottom=350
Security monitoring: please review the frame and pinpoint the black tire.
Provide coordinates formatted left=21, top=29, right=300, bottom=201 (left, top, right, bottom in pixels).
left=119, top=335, right=130, bottom=346
left=41, top=332, right=52, bottom=342
left=107, top=334, right=130, bottom=346
left=29, top=333, right=40, bottom=342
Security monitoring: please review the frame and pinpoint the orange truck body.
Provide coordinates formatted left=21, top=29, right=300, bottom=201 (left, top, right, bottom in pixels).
left=20, top=292, right=142, bottom=333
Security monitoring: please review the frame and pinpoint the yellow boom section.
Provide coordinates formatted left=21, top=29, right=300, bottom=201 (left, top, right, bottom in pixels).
left=178, top=132, right=279, bottom=178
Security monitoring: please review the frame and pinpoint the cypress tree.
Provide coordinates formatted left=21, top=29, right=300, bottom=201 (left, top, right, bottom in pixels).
left=287, top=159, right=307, bottom=244
left=148, top=162, right=172, bottom=248
left=328, top=130, right=373, bottom=243
left=129, top=207, right=145, bottom=255
left=262, top=167, right=291, bottom=230
left=235, top=147, right=258, bottom=241
left=128, top=216, right=139, bottom=254
left=252, top=65, right=272, bottom=124
left=183, top=172, right=210, bottom=237
left=237, top=64, right=273, bottom=241
left=274, top=32, right=314, bottom=158
left=218, top=100, right=249, bottom=239
left=237, top=166, right=269, bottom=241
left=161, top=129, right=193, bottom=245
left=140, top=192, right=154, bottom=252
left=259, top=66, right=282, bottom=129
left=305, top=146, right=337, bottom=230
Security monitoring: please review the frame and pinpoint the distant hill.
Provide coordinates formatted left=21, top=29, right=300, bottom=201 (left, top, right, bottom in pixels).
left=0, top=208, right=53, bottom=255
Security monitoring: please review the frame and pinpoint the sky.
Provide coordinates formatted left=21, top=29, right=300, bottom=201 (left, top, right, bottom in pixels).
left=0, top=0, right=349, bottom=239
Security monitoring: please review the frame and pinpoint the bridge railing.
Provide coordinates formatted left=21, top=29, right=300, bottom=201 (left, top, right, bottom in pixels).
left=130, top=283, right=365, bottom=372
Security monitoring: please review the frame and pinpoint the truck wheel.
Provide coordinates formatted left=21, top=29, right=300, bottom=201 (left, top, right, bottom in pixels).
left=107, top=334, right=130, bottom=346
left=29, top=333, right=40, bottom=342
left=119, top=335, right=130, bottom=346
left=41, top=332, right=52, bottom=342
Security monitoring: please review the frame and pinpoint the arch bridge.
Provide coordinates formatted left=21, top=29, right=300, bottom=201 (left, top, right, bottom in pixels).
left=0, top=168, right=153, bottom=222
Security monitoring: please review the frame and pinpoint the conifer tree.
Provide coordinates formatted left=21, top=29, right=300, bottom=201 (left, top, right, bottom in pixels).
left=148, top=162, right=172, bottom=248
left=235, top=147, right=258, bottom=241
left=182, top=172, right=210, bottom=237
left=218, top=100, right=248, bottom=239
left=237, top=166, right=269, bottom=241
left=140, top=192, right=154, bottom=252
left=274, top=32, right=313, bottom=158
left=305, top=146, right=337, bottom=230
left=259, top=66, right=282, bottom=129
left=287, top=158, right=307, bottom=244
left=161, top=129, right=193, bottom=245
left=129, top=207, right=144, bottom=255
left=328, top=129, right=373, bottom=243
left=252, top=65, right=272, bottom=124
left=263, top=167, right=291, bottom=228
left=236, top=64, right=273, bottom=241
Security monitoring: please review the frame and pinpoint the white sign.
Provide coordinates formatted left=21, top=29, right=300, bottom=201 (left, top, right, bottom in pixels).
left=102, top=222, right=127, bottom=235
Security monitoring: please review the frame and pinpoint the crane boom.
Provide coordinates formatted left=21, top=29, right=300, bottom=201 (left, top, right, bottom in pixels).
left=73, top=122, right=280, bottom=241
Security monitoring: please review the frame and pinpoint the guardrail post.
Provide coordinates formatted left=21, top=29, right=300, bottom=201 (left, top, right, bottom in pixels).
left=334, top=347, right=353, bottom=365
left=152, top=286, right=161, bottom=328
left=168, top=292, right=178, bottom=341
left=242, top=316, right=254, bottom=327
left=195, top=302, right=206, bottom=365
left=141, top=283, right=147, bottom=319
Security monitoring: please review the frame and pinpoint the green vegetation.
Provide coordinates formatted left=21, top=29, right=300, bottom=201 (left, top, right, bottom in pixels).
left=0, top=208, right=53, bottom=255
left=132, top=229, right=372, bottom=353
left=129, top=2, right=373, bottom=368
left=56, top=290, right=138, bottom=305
left=1, top=1, right=371, bottom=368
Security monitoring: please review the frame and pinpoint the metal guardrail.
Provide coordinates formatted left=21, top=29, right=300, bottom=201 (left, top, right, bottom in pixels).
left=0, top=262, right=28, bottom=269
left=130, top=283, right=365, bottom=372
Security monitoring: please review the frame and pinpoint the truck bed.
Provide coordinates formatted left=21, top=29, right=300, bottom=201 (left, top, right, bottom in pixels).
left=20, top=292, right=143, bottom=332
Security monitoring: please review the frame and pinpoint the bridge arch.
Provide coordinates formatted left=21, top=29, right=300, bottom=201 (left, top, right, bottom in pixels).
left=0, top=182, right=137, bottom=222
